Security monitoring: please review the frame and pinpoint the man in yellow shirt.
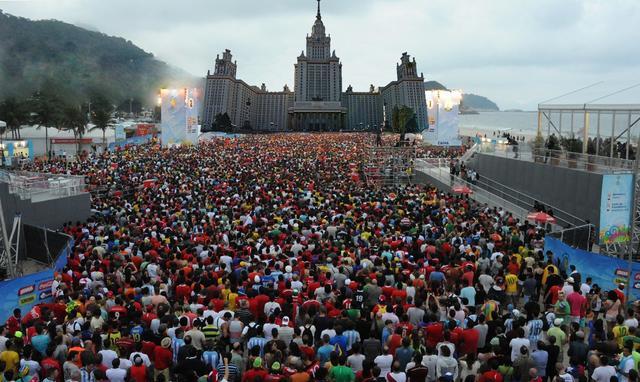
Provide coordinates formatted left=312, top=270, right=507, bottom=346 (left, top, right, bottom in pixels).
left=613, top=315, right=630, bottom=349
left=0, top=340, right=19, bottom=374
left=505, top=270, right=520, bottom=307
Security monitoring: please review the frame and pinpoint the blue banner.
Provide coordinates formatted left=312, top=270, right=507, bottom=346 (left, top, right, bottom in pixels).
left=545, top=237, right=640, bottom=300
left=108, top=134, right=154, bottom=151
left=0, top=268, right=54, bottom=323
left=0, top=238, right=72, bottom=323
left=600, top=173, right=633, bottom=245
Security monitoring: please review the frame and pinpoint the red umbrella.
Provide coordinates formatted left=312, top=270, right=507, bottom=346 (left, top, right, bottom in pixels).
left=527, top=211, right=556, bottom=224
left=452, top=185, right=473, bottom=194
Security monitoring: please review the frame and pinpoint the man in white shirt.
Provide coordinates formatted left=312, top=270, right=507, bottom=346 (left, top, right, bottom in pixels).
left=106, top=359, right=127, bottom=382
left=509, top=330, right=531, bottom=362
left=99, top=345, right=118, bottom=369
left=374, top=347, right=393, bottom=378
left=591, top=355, right=616, bottom=382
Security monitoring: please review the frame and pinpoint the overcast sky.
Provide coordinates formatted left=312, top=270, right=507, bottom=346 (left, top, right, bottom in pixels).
left=1, top=0, right=639, bottom=109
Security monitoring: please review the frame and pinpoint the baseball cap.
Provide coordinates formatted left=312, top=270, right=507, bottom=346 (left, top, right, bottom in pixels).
left=253, top=357, right=263, bottom=368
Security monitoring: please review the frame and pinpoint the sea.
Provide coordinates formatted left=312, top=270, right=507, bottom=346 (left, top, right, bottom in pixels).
left=459, top=111, right=636, bottom=141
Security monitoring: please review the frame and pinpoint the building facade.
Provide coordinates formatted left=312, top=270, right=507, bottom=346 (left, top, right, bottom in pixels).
left=203, top=1, right=428, bottom=132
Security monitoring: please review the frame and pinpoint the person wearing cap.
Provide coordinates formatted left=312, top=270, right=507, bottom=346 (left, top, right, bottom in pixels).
left=243, top=356, right=268, bottom=382
left=265, top=360, right=285, bottom=381
left=153, top=337, right=172, bottom=381
left=547, top=319, right=567, bottom=347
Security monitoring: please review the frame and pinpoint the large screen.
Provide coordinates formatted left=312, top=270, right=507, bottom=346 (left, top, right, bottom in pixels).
left=423, top=90, right=462, bottom=146
left=160, top=88, right=200, bottom=147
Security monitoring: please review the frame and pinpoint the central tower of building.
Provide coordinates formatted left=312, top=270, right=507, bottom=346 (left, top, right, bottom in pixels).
left=290, top=0, right=346, bottom=131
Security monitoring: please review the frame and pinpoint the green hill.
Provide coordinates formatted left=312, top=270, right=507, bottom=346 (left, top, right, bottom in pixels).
left=0, top=11, right=197, bottom=106
left=460, top=93, right=499, bottom=111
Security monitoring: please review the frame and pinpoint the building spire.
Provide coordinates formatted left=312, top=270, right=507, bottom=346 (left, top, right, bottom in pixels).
left=317, top=0, right=321, bottom=19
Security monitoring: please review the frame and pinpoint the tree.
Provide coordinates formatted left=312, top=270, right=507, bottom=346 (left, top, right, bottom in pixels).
left=391, top=106, right=400, bottom=133
left=61, top=105, right=88, bottom=155
left=213, top=113, right=232, bottom=132
left=405, top=115, right=419, bottom=134
left=0, top=98, right=29, bottom=139
left=89, top=95, right=115, bottom=150
left=396, top=106, right=416, bottom=135
left=30, top=89, right=64, bottom=159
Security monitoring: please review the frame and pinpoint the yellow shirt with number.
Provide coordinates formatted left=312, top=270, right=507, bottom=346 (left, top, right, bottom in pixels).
left=505, top=274, right=519, bottom=294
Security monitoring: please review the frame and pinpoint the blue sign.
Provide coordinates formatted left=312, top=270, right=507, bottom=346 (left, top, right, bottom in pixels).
left=600, top=173, right=633, bottom=245
left=0, top=238, right=71, bottom=323
left=545, top=237, right=640, bottom=300
left=108, top=134, right=154, bottom=150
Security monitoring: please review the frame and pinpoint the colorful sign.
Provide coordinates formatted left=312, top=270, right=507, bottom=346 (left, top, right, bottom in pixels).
left=135, top=123, right=155, bottom=137
left=423, top=90, right=462, bottom=146
left=0, top=239, right=71, bottom=323
left=160, top=88, right=200, bottom=147
left=599, top=173, right=633, bottom=245
left=545, top=237, right=640, bottom=299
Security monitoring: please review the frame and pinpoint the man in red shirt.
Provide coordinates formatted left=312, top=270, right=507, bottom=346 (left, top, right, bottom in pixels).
left=459, top=321, right=480, bottom=356
left=153, top=337, right=173, bottom=381
left=425, top=317, right=444, bottom=349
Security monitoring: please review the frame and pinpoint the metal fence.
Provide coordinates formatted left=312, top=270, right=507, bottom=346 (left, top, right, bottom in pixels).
left=547, top=223, right=596, bottom=252
left=478, top=143, right=634, bottom=173
left=0, top=170, right=86, bottom=201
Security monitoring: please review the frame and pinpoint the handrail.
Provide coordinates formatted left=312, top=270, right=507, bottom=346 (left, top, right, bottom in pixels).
left=459, top=143, right=479, bottom=163
left=478, top=143, right=635, bottom=173
left=417, top=159, right=531, bottom=223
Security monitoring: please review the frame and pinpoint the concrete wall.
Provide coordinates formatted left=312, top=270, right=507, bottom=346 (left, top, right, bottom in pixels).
left=0, top=183, right=91, bottom=230
left=468, top=153, right=603, bottom=226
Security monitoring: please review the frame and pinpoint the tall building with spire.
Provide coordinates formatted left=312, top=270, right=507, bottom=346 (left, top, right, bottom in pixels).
left=202, top=0, right=428, bottom=132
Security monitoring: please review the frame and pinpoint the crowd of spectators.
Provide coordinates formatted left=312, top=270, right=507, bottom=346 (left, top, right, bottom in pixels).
left=0, top=133, right=631, bottom=382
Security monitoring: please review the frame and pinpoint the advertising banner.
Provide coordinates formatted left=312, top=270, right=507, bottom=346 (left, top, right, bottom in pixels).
left=0, top=269, right=55, bottom=323
left=161, top=88, right=200, bottom=147
left=114, top=124, right=126, bottom=142
left=545, top=236, right=640, bottom=300
left=599, top=173, right=633, bottom=245
left=423, top=90, right=462, bottom=146
left=0, top=238, right=71, bottom=323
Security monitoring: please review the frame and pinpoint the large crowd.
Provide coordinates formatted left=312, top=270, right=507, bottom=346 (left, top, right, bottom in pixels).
left=0, top=133, right=634, bottom=382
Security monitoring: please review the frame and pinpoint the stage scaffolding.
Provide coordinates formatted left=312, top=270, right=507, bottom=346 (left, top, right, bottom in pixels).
left=363, top=146, right=416, bottom=187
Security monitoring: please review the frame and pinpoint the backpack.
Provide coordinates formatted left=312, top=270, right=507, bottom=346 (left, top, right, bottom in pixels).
left=301, top=324, right=314, bottom=345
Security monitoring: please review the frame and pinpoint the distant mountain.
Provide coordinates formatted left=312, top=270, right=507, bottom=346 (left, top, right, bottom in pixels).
left=0, top=11, right=199, bottom=106
left=424, top=81, right=499, bottom=111
left=424, top=81, right=448, bottom=91
left=460, top=93, right=499, bottom=111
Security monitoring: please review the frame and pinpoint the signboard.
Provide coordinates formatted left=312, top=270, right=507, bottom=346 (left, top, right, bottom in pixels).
left=599, top=173, right=633, bottom=245
left=135, top=123, right=155, bottom=136
left=423, top=90, right=462, bottom=146
left=0, top=239, right=71, bottom=323
left=160, top=88, right=200, bottom=147
left=114, top=124, right=126, bottom=142
left=545, top=237, right=640, bottom=300
left=51, top=138, right=93, bottom=144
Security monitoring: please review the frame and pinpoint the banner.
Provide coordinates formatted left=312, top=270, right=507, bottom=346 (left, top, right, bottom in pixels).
left=0, top=238, right=70, bottom=323
left=114, top=124, right=126, bottom=142
left=423, top=90, right=462, bottom=146
left=545, top=237, right=640, bottom=300
left=161, top=88, right=200, bottom=147
left=108, top=134, right=154, bottom=151
left=599, top=173, right=633, bottom=245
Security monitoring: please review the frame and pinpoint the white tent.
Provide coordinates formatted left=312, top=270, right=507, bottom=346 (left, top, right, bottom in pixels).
left=0, top=121, right=6, bottom=129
